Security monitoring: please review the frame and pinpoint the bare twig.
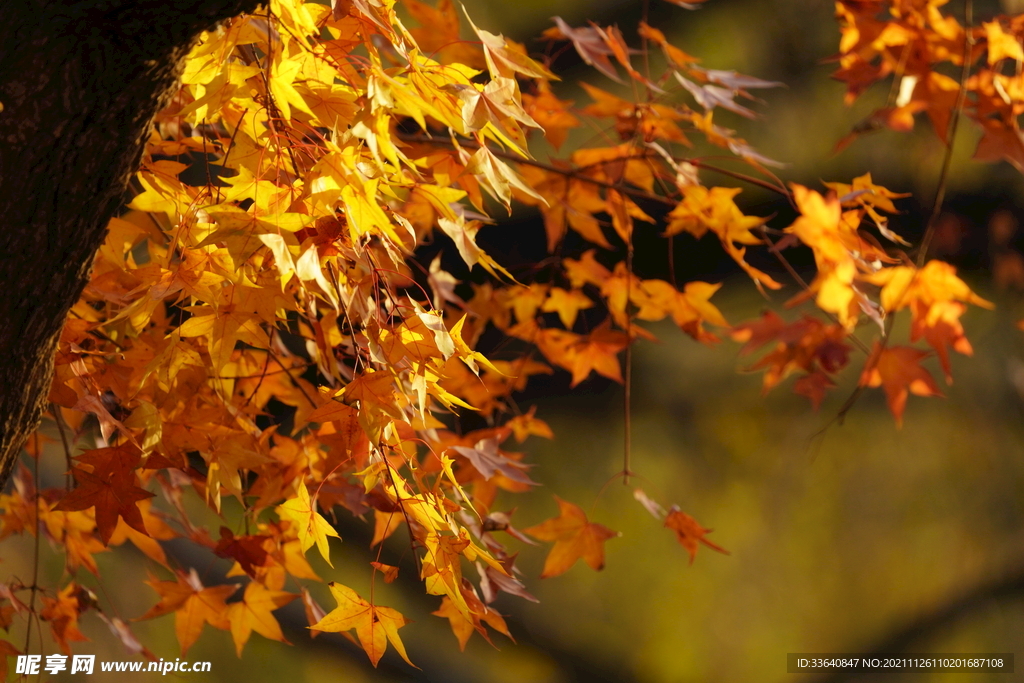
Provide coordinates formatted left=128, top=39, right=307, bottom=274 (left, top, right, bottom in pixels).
left=916, top=0, right=973, bottom=267
left=51, top=403, right=74, bottom=491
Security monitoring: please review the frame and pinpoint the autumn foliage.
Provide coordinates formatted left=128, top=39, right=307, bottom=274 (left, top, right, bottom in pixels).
left=0, top=0, right=1016, bottom=671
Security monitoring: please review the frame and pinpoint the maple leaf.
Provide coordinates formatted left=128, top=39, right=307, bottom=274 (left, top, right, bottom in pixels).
left=311, top=582, right=415, bottom=667
left=563, top=250, right=612, bottom=288
left=505, top=407, right=554, bottom=443
left=524, top=497, right=619, bottom=578
left=140, top=570, right=237, bottom=655
left=276, top=484, right=340, bottom=567
left=420, top=530, right=477, bottom=612
left=477, top=561, right=539, bottom=604
left=301, top=588, right=327, bottom=639
left=634, top=491, right=729, bottom=565
left=864, top=261, right=991, bottom=380
left=72, top=394, right=136, bottom=447
left=432, top=587, right=513, bottom=651
left=370, top=561, right=400, bottom=583
left=676, top=72, right=758, bottom=119
left=449, top=437, right=538, bottom=485
left=215, top=527, right=270, bottom=578
left=597, top=24, right=663, bottom=92
left=371, top=509, right=401, bottom=548
left=974, top=119, right=1024, bottom=173
left=562, top=321, right=630, bottom=387
left=404, top=0, right=483, bottom=67
left=548, top=18, right=622, bottom=83
left=638, top=22, right=699, bottom=68
left=859, top=344, right=943, bottom=426
left=522, top=82, right=579, bottom=151
left=466, top=146, right=543, bottom=210
left=784, top=184, right=862, bottom=326
left=226, top=581, right=298, bottom=657
left=695, top=66, right=785, bottom=92
left=54, top=444, right=155, bottom=545
left=730, top=310, right=787, bottom=355
left=666, top=185, right=781, bottom=290
left=913, top=301, right=973, bottom=383
left=794, top=371, right=836, bottom=411
left=984, top=20, right=1024, bottom=64
left=177, top=284, right=273, bottom=376
left=107, top=498, right=176, bottom=568
left=664, top=507, right=730, bottom=564
left=97, top=613, right=149, bottom=658
left=823, top=172, right=911, bottom=245
left=40, top=583, right=89, bottom=655
left=465, top=11, right=556, bottom=80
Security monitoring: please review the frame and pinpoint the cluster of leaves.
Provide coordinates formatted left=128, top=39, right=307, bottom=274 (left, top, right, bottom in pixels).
left=835, top=0, right=1024, bottom=164
left=0, top=0, right=1009, bottom=672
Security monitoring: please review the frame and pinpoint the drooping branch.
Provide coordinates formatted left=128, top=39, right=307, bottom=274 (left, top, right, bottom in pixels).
left=0, top=0, right=262, bottom=489
left=394, top=131, right=793, bottom=205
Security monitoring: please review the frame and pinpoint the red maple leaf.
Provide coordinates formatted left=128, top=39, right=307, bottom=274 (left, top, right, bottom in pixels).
left=54, top=444, right=155, bottom=545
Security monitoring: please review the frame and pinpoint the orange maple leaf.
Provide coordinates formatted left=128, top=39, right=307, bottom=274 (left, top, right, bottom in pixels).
left=139, top=570, right=237, bottom=655
left=40, top=583, right=90, bottom=655
left=565, top=322, right=629, bottom=387
left=859, top=344, right=943, bottom=426
left=370, top=561, right=400, bottom=583
left=664, top=507, right=730, bottom=565
left=541, top=287, right=594, bottom=329
left=226, top=581, right=298, bottom=657
left=107, top=498, right=177, bottom=568
left=522, top=83, right=579, bottom=151
left=913, top=301, right=973, bottom=383
left=524, top=496, right=619, bottom=578
left=432, top=587, right=513, bottom=651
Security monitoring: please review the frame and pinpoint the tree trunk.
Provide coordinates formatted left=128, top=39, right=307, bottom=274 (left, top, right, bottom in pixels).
left=0, top=0, right=261, bottom=488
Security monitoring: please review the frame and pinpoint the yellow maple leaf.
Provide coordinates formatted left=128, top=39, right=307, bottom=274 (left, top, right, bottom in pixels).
left=276, top=484, right=340, bottom=567
left=311, top=582, right=415, bottom=667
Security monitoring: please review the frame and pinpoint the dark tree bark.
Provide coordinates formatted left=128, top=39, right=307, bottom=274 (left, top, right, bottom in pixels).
left=0, top=0, right=261, bottom=488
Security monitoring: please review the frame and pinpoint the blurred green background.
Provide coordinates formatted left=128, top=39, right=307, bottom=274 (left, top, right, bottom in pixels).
left=9, top=0, right=1024, bottom=681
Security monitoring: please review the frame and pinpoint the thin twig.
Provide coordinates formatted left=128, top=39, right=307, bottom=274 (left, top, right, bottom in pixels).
left=24, top=434, right=41, bottom=659
left=917, top=0, right=973, bottom=268
left=690, top=160, right=792, bottom=199
left=381, top=452, right=423, bottom=576
left=51, top=404, right=74, bottom=491
left=623, top=227, right=634, bottom=485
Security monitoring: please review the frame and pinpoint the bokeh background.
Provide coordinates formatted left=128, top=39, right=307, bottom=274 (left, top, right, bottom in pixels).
left=8, top=0, right=1024, bottom=680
